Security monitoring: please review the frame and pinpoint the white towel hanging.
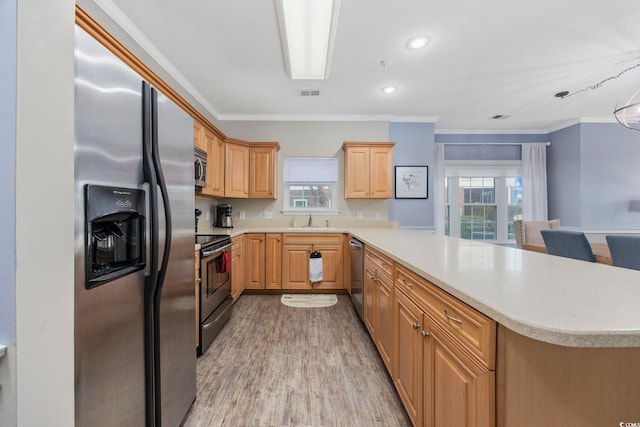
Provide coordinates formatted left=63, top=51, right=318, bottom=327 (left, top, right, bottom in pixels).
left=309, top=251, right=323, bottom=283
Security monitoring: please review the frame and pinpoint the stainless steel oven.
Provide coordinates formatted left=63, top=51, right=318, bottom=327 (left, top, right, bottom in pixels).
left=196, top=234, right=232, bottom=356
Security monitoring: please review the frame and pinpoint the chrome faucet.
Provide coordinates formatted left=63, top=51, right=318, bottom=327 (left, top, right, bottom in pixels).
left=308, top=214, right=313, bottom=227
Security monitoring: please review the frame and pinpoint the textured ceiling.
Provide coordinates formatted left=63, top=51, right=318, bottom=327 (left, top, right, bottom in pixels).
left=104, top=0, right=640, bottom=131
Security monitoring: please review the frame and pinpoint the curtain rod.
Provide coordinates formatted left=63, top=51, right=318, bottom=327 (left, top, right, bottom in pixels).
left=439, top=142, right=551, bottom=146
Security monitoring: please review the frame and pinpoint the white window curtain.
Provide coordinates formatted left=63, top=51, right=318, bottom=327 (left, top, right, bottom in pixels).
left=521, top=143, right=548, bottom=221
left=433, top=143, right=446, bottom=234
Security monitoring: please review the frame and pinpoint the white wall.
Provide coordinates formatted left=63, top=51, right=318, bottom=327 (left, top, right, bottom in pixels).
left=15, top=0, right=76, bottom=425
left=214, top=121, right=391, bottom=227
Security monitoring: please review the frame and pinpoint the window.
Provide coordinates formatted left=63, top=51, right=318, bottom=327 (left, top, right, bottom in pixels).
left=283, top=157, right=339, bottom=213
left=445, top=162, right=522, bottom=242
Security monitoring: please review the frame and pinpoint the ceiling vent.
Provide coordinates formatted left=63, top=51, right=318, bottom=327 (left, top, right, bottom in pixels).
left=299, top=89, right=321, bottom=97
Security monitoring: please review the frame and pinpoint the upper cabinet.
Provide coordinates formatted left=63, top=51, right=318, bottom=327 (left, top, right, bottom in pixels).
left=342, top=141, right=395, bottom=199
left=225, top=140, right=249, bottom=198
left=250, top=143, right=280, bottom=199
left=195, top=119, right=225, bottom=198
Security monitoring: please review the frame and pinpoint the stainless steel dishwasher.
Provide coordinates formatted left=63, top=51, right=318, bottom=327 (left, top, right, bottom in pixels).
left=349, top=237, right=364, bottom=321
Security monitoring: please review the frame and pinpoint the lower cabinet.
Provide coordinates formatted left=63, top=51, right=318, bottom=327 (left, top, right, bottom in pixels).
left=281, top=234, right=344, bottom=290
left=393, top=285, right=495, bottom=427
left=244, top=233, right=281, bottom=289
left=231, top=235, right=244, bottom=300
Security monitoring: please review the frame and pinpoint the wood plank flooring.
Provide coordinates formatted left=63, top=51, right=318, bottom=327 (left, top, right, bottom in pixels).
left=181, top=294, right=411, bottom=427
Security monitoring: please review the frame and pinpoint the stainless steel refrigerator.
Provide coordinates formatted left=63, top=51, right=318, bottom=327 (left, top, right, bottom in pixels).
left=74, top=25, right=196, bottom=427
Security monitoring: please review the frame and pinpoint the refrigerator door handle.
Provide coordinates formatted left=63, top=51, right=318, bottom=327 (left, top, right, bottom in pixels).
left=150, top=86, right=173, bottom=427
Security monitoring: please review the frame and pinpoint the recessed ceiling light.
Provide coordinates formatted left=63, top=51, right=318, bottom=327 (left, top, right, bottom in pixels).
left=381, top=86, right=397, bottom=94
left=406, top=35, right=431, bottom=50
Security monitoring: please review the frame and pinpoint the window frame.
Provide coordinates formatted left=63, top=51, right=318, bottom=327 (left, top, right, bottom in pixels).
left=282, top=157, right=340, bottom=215
left=445, top=160, right=522, bottom=243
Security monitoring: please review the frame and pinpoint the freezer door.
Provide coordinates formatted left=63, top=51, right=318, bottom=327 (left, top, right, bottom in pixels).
left=74, top=26, right=146, bottom=427
left=155, top=90, right=196, bottom=427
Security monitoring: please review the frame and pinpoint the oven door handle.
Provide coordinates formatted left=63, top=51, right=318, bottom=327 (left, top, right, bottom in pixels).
left=201, top=242, right=232, bottom=259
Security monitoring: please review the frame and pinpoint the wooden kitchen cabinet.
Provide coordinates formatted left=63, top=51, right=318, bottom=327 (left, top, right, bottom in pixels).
left=198, top=126, right=225, bottom=197
left=244, top=233, right=265, bottom=289
left=281, top=234, right=344, bottom=290
left=265, top=233, right=282, bottom=289
left=244, top=233, right=282, bottom=289
left=231, top=235, right=244, bottom=301
left=342, top=141, right=395, bottom=199
left=225, top=140, right=249, bottom=198
left=250, top=143, right=279, bottom=199
left=393, top=265, right=496, bottom=427
left=193, top=119, right=207, bottom=151
left=364, top=247, right=395, bottom=373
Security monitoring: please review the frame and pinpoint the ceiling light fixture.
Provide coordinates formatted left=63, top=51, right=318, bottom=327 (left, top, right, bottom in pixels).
left=275, top=0, right=341, bottom=80
left=406, top=35, right=430, bottom=50
left=614, top=88, right=640, bottom=131
left=381, top=86, right=397, bottom=94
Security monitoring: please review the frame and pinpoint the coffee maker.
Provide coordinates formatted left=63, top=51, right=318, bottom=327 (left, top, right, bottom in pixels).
left=215, top=204, right=233, bottom=228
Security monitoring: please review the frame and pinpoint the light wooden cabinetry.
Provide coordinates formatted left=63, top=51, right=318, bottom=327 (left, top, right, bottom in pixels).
left=225, top=141, right=249, bottom=198
left=393, top=264, right=496, bottom=427
left=193, top=119, right=207, bottom=151
left=244, top=233, right=282, bottom=289
left=265, top=234, right=282, bottom=289
left=342, top=141, right=395, bottom=199
left=364, top=247, right=395, bottom=373
left=196, top=123, right=225, bottom=197
left=244, top=233, right=265, bottom=289
left=281, top=234, right=344, bottom=290
left=250, top=143, right=279, bottom=199
left=231, top=235, right=244, bottom=301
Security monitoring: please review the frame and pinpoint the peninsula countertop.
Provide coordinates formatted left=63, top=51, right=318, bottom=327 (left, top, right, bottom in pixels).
left=200, top=226, right=640, bottom=348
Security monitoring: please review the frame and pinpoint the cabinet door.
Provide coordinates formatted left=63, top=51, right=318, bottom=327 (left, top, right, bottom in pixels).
left=344, top=146, right=370, bottom=198
left=376, top=275, right=393, bottom=374
left=363, top=265, right=377, bottom=337
left=394, top=289, right=424, bottom=427
left=265, top=233, right=282, bottom=289
left=423, top=318, right=495, bottom=427
left=312, top=243, right=343, bottom=289
left=369, top=145, right=393, bottom=198
left=231, top=236, right=244, bottom=301
left=244, top=234, right=265, bottom=289
left=225, top=142, right=249, bottom=198
left=193, top=119, right=207, bottom=151
left=282, top=244, right=313, bottom=289
left=203, top=128, right=225, bottom=197
left=250, top=146, right=277, bottom=199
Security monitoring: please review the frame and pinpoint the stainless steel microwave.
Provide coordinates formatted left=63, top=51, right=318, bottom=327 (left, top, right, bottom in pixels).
left=194, top=146, right=207, bottom=187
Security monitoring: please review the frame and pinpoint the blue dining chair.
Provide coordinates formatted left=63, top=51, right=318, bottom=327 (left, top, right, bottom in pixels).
left=540, top=229, right=595, bottom=262
left=605, top=235, right=640, bottom=270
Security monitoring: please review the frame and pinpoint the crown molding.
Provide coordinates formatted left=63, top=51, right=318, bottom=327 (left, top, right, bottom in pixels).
left=91, top=0, right=221, bottom=119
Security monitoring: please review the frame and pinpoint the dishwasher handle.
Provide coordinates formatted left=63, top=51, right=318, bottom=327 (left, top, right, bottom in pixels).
left=349, top=238, right=363, bottom=248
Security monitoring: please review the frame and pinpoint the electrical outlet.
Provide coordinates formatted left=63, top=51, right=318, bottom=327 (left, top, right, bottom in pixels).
left=356, top=211, right=363, bottom=220
left=205, top=211, right=210, bottom=221
left=375, top=212, right=381, bottom=220
left=239, top=211, right=245, bottom=219
left=264, top=211, right=273, bottom=220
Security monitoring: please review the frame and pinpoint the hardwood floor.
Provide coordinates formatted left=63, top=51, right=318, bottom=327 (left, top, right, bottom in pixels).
left=182, top=294, right=411, bottom=427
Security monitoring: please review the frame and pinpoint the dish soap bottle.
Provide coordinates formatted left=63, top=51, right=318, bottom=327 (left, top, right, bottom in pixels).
left=291, top=216, right=298, bottom=227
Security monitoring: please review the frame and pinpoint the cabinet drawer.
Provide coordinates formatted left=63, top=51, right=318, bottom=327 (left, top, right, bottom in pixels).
left=395, top=265, right=495, bottom=369
left=282, top=233, right=343, bottom=245
left=365, top=247, right=394, bottom=278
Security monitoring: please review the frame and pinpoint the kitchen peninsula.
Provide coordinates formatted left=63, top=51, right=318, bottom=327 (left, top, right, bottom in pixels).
left=216, top=225, right=640, bottom=427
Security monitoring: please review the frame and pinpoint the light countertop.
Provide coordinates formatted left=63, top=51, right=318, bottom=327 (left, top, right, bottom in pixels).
left=199, top=226, right=640, bottom=348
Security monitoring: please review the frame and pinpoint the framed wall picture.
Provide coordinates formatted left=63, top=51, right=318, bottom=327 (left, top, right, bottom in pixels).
left=395, top=166, right=428, bottom=199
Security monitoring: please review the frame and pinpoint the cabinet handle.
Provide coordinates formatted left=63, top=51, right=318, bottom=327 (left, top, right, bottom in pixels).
left=443, top=309, right=463, bottom=324
left=421, top=330, right=430, bottom=338
left=382, top=262, right=390, bottom=268
left=401, top=279, right=413, bottom=287
left=269, top=191, right=273, bottom=195
left=412, top=322, right=420, bottom=330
